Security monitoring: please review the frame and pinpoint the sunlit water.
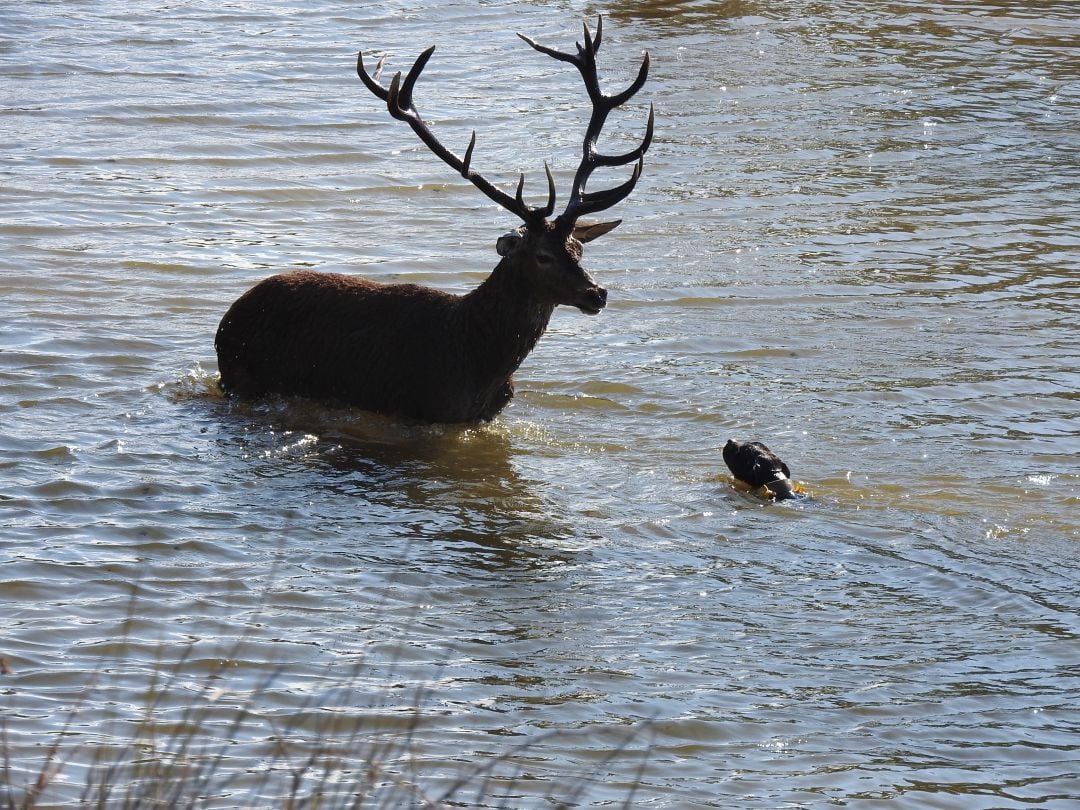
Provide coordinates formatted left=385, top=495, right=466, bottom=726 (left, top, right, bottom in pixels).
left=2, top=0, right=1078, bottom=807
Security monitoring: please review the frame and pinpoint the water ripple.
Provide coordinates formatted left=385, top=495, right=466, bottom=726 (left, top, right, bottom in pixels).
left=2, top=0, right=1079, bottom=806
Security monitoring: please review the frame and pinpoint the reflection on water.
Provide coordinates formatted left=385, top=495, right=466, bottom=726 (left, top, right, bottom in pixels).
left=608, top=0, right=753, bottom=28
left=217, top=387, right=586, bottom=571
left=2, top=0, right=1078, bottom=806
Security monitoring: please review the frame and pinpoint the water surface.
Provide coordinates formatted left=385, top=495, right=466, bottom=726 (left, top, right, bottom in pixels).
left=2, top=0, right=1078, bottom=806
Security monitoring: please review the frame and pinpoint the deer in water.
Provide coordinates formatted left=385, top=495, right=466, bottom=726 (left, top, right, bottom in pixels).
left=215, top=17, right=653, bottom=423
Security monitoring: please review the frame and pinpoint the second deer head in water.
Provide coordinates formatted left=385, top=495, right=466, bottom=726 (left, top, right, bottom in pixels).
left=215, top=17, right=653, bottom=423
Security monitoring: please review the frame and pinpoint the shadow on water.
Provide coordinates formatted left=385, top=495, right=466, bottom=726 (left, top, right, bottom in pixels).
left=175, top=371, right=585, bottom=573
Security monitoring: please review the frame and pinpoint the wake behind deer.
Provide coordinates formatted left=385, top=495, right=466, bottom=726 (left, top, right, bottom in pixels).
left=215, top=17, right=653, bottom=423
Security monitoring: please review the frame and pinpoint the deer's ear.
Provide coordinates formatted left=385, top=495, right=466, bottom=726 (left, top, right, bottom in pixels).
left=572, top=219, right=622, bottom=243
left=496, top=228, right=524, bottom=256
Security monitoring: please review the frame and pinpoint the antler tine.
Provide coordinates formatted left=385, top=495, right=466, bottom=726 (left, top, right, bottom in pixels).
left=534, top=163, right=558, bottom=219
left=580, top=20, right=594, bottom=59
left=356, top=51, right=389, bottom=101
left=516, top=32, right=575, bottom=65
left=510, top=164, right=557, bottom=219
left=567, top=155, right=644, bottom=220
left=574, top=16, right=602, bottom=60
left=592, top=103, right=655, bottom=168
left=397, top=45, right=435, bottom=110
left=609, top=50, right=650, bottom=108
left=358, top=46, right=553, bottom=227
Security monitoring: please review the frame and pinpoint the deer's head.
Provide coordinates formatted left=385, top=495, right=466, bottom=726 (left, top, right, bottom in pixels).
left=357, top=16, right=653, bottom=316
left=493, top=220, right=621, bottom=314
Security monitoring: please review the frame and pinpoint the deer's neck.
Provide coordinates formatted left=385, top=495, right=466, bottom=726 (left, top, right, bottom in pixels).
left=459, top=258, right=554, bottom=381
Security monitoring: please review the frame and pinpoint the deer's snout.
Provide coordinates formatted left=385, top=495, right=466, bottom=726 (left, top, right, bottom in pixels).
left=575, top=284, right=607, bottom=315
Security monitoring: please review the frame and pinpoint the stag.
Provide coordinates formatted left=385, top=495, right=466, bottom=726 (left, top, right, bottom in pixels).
left=215, top=17, right=653, bottom=423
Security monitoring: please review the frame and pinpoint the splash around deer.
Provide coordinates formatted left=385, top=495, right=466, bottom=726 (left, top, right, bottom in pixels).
left=215, top=17, right=653, bottom=423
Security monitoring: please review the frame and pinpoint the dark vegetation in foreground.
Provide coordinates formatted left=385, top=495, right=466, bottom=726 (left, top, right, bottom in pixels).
left=3, top=600, right=651, bottom=809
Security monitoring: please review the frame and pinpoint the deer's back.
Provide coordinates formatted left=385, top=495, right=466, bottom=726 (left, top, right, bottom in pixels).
left=215, top=270, right=482, bottom=420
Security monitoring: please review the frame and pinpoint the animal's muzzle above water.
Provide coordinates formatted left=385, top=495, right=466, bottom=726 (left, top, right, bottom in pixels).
left=576, top=285, right=608, bottom=315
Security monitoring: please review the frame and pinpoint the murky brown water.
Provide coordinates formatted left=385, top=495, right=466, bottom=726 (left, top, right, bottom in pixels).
left=3, top=0, right=1078, bottom=806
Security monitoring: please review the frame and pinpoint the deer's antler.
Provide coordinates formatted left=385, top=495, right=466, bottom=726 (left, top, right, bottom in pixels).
left=357, top=16, right=650, bottom=231
left=518, top=15, right=654, bottom=229
left=357, top=47, right=556, bottom=228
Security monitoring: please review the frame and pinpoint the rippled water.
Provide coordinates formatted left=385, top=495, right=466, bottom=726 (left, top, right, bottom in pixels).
left=3, top=0, right=1079, bottom=806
